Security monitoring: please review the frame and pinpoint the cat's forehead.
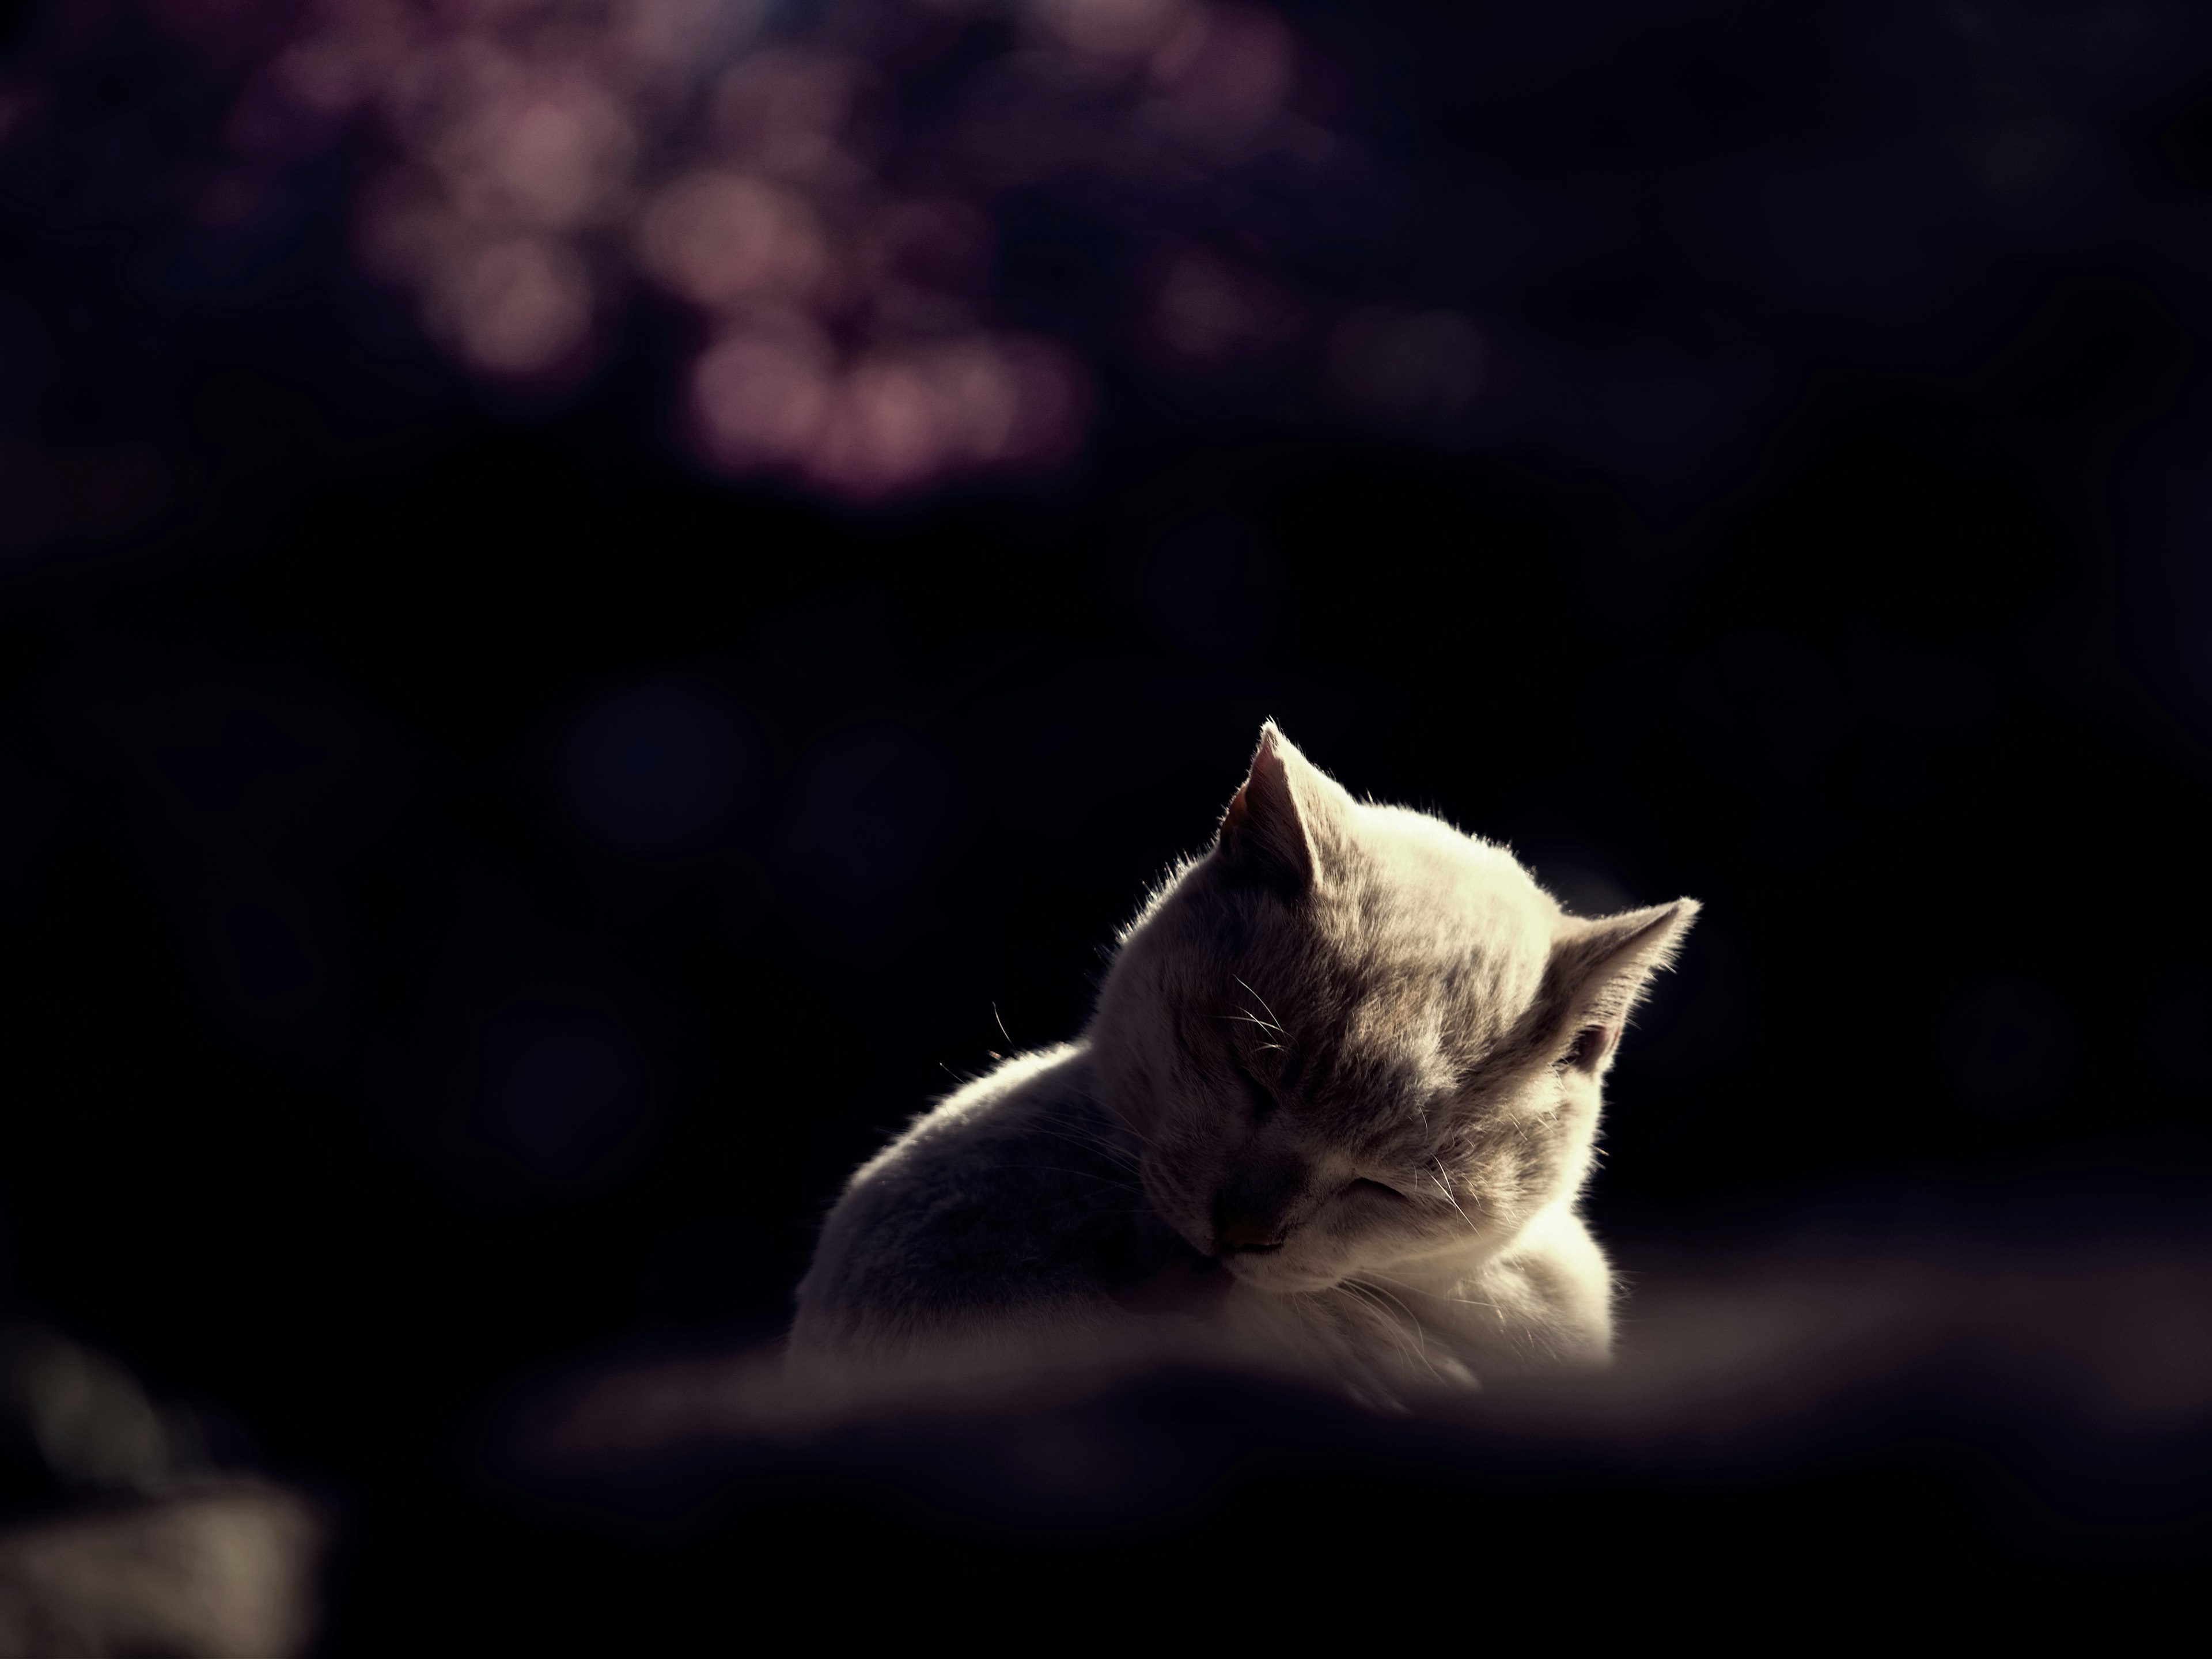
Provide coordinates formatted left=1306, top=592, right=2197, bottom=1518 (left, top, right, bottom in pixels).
left=1332, top=808, right=1554, bottom=971
left=1257, top=804, right=1558, bottom=1071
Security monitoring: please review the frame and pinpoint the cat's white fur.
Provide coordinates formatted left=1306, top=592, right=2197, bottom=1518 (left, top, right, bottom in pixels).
left=790, top=725, right=1696, bottom=1403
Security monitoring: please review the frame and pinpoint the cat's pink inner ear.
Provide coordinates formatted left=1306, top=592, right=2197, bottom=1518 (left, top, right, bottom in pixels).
left=1218, top=723, right=1314, bottom=889
left=1224, top=725, right=1283, bottom=815
left=1222, top=780, right=1253, bottom=834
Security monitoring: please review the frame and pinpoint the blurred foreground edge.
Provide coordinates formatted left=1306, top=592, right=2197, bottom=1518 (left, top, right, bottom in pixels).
left=0, top=1325, right=326, bottom=1659
left=0, top=1482, right=323, bottom=1659
left=488, top=1229, right=2212, bottom=1628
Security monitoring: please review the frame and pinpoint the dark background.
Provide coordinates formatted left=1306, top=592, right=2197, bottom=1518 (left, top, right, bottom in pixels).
left=2, top=0, right=2211, bottom=1641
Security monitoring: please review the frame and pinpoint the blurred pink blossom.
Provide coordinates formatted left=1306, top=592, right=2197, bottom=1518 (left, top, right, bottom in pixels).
left=806, top=355, right=950, bottom=497
left=1032, top=0, right=1193, bottom=67
left=612, top=0, right=760, bottom=89
left=693, top=328, right=1084, bottom=497
left=82, top=0, right=1419, bottom=495
left=423, top=68, right=637, bottom=232
left=637, top=172, right=826, bottom=309
left=1147, top=4, right=1294, bottom=145
left=690, top=323, right=837, bottom=471
left=709, top=50, right=860, bottom=183
left=426, top=233, right=597, bottom=377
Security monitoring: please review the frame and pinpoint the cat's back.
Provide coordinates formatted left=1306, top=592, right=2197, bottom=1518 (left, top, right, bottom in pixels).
left=790, top=1044, right=1154, bottom=1365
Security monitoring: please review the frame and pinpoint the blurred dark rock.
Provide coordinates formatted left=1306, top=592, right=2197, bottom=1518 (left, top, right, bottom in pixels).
left=468, top=1228, right=2211, bottom=1641
left=0, top=1328, right=324, bottom=1659
left=0, top=1483, right=323, bottom=1659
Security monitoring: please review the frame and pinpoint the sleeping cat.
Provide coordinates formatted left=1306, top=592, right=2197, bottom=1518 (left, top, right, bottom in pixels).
left=790, top=725, right=1696, bottom=1401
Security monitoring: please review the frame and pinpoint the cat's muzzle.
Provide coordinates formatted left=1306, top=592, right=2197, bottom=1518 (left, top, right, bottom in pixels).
left=1210, top=1149, right=1307, bottom=1257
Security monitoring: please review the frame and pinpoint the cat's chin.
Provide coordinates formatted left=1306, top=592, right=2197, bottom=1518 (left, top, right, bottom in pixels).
left=1219, top=1255, right=1344, bottom=1295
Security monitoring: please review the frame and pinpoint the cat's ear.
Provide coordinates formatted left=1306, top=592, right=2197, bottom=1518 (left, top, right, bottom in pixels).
left=1540, top=899, right=1700, bottom=1072
left=1216, top=722, right=1330, bottom=893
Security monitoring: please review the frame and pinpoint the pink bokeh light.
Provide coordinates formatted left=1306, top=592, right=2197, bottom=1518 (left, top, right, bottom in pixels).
left=407, top=58, right=637, bottom=232
left=691, top=324, right=1085, bottom=497
left=709, top=48, right=858, bottom=182
left=689, top=321, right=836, bottom=471
left=637, top=172, right=825, bottom=309
left=1147, top=4, right=1294, bottom=145
left=1033, top=0, right=1192, bottom=67
left=429, top=233, right=597, bottom=377
left=73, top=0, right=1478, bottom=498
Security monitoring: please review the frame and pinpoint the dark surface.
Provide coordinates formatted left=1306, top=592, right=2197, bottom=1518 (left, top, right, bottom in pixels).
left=2, top=0, right=2211, bottom=1644
left=481, top=1225, right=2212, bottom=1638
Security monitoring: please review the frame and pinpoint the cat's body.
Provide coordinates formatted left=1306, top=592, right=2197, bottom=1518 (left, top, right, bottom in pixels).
left=791, top=727, right=1695, bottom=1402
left=793, top=1043, right=1615, bottom=1395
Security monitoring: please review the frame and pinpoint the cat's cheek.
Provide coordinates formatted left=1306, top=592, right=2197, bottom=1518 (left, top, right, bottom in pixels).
left=1136, top=1160, right=1214, bottom=1256
left=1342, top=1181, right=1433, bottom=1243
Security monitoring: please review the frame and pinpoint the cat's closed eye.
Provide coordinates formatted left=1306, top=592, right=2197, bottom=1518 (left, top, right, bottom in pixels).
left=1560, top=1025, right=1611, bottom=1071
left=1345, top=1176, right=1408, bottom=1203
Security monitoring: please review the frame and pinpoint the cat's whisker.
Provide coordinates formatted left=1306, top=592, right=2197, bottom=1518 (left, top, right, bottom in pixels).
left=1358, top=1270, right=1505, bottom=1321
left=977, top=1162, right=1141, bottom=1192
left=1426, top=1159, right=1478, bottom=1230
left=1028, top=1121, right=1145, bottom=1165
left=1357, top=1270, right=1438, bottom=1300
left=1219, top=1011, right=1283, bottom=1040
left=1102, top=1118, right=1163, bottom=1151
left=1348, top=1276, right=1426, bottom=1336
left=1336, top=1280, right=1435, bottom=1376
left=1233, top=977, right=1289, bottom=1038
left=1089, top=1103, right=1164, bottom=1147
left=1368, top=1270, right=1510, bottom=1324
left=1346, top=1292, right=1419, bottom=1365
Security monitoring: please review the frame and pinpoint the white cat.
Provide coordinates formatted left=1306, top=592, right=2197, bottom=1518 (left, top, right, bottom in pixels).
left=790, top=725, right=1696, bottom=1403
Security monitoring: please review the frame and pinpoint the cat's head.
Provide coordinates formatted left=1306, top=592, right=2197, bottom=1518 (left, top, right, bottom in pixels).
left=1089, top=724, right=1696, bottom=1294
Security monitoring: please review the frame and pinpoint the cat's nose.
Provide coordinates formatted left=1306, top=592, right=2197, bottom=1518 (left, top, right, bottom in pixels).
left=1211, top=1153, right=1305, bottom=1255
